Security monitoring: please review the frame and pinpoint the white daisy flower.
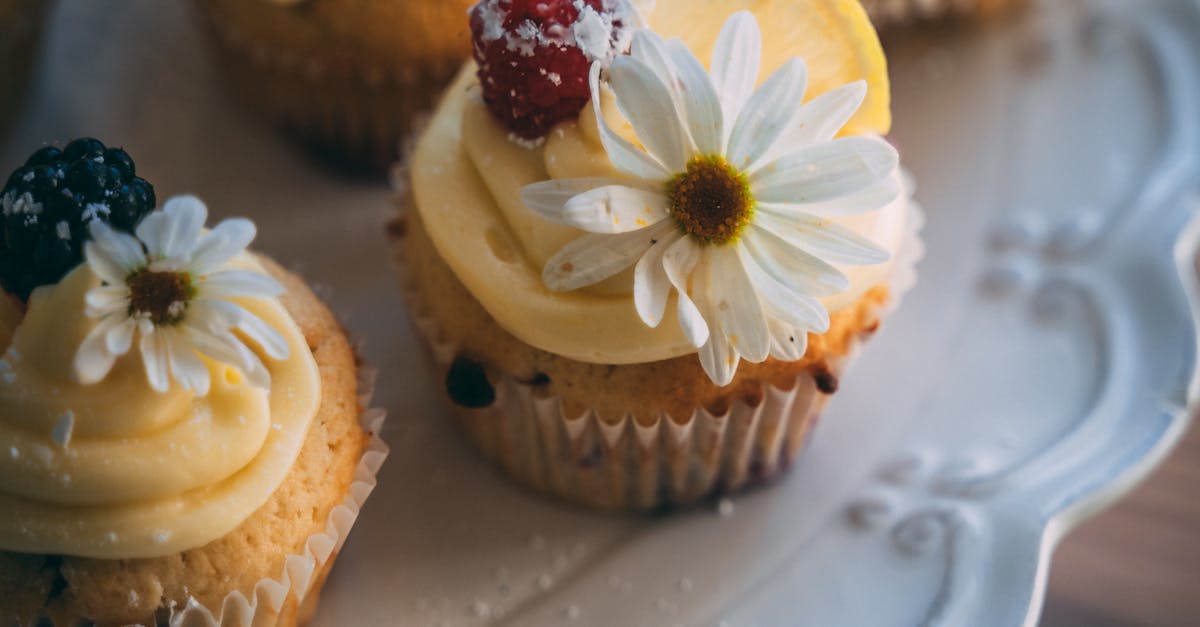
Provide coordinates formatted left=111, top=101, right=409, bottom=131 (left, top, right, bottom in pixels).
left=73, top=195, right=289, bottom=396
left=522, top=11, right=901, bottom=386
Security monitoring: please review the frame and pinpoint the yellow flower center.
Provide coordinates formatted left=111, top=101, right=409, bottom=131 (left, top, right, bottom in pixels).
left=666, top=155, right=754, bottom=245
left=127, top=269, right=194, bottom=325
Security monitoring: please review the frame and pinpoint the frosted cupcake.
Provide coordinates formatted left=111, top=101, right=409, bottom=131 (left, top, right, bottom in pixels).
left=393, top=0, right=921, bottom=510
left=194, top=0, right=478, bottom=172
left=0, top=139, right=386, bottom=626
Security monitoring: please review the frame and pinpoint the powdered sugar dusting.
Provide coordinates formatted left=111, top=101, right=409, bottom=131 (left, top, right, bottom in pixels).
left=475, top=0, right=507, bottom=44
left=508, top=132, right=547, bottom=149
left=573, top=4, right=612, bottom=61
left=1, top=191, right=43, bottom=217
left=475, top=0, right=639, bottom=64
left=82, top=202, right=112, bottom=222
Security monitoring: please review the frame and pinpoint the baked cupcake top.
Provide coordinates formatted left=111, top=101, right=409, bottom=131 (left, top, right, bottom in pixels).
left=410, top=0, right=912, bottom=385
left=0, top=140, right=321, bottom=559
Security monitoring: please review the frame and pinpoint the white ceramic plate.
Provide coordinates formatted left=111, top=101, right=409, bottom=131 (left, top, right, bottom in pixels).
left=3, top=1, right=1198, bottom=626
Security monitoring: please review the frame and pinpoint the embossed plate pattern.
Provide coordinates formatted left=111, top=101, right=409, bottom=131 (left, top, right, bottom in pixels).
left=1, top=0, right=1198, bottom=626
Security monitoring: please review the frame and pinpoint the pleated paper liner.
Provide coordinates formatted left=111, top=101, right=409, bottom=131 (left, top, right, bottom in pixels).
left=392, top=184, right=924, bottom=511
left=164, top=366, right=388, bottom=627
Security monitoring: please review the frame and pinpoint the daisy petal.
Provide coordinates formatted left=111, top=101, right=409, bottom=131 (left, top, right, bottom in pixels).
left=695, top=269, right=737, bottom=386
left=559, top=185, right=669, bottom=234
left=767, top=317, right=809, bottom=362
left=189, top=299, right=289, bottom=360
left=164, top=328, right=210, bottom=396
left=699, top=330, right=738, bottom=387
left=751, top=135, right=899, bottom=203
left=708, top=246, right=770, bottom=363
left=201, top=269, right=285, bottom=299
left=727, top=58, right=808, bottom=171
left=84, top=285, right=129, bottom=318
left=191, top=218, right=257, bottom=275
left=743, top=226, right=849, bottom=295
left=662, top=237, right=709, bottom=347
left=522, top=177, right=634, bottom=222
left=139, top=327, right=171, bottom=393
left=187, top=326, right=271, bottom=389
left=236, top=310, right=290, bottom=361
left=781, top=80, right=868, bottom=147
left=738, top=241, right=831, bottom=332
left=756, top=208, right=890, bottom=265
left=666, top=38, right=724, bottom=155
left=609, top=55, right=693, bottom=171
left=543, top=222, right=671, bottom=292
left=590, top=64, right=671, bottom=181
left=758, top=176, right=901, bottom=217
left=711, top=10, right=762, bottom=129
left=633, top=231, right=682, bottom=327
left=105, top=317, right=136, bottom=355
left=630, top=30, right=679, bottom=101
left=139, top=195, right=207, bottom=260
left=85, top=223, right=146, bottom=281
left=73, top=315, right=122, bottom=385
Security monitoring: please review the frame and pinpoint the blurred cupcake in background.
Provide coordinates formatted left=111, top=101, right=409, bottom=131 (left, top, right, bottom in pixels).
left=193, top=0, right=477, bottom=173
left=0, top=0, right=53, bottom=132
left=864, top=0, right=1025, bottom=28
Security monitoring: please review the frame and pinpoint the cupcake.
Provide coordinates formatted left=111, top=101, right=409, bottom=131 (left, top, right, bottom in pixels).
left=863, top=0, right=1024, bottom=27
left=0, top=139, right=386, bottom=626
left=392, top=0, right=922, bottom=511
left=194, top=0, right=478, bottom=173
left=0, top=0, right=53, bottom=131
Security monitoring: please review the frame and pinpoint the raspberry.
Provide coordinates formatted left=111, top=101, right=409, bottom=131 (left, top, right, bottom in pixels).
left=0, top=138, right=156, bottom=300
left=470, top=0, right=636, bottom=140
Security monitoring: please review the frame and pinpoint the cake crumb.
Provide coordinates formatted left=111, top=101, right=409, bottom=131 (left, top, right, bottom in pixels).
left=718, top=498, right=735, bottom=517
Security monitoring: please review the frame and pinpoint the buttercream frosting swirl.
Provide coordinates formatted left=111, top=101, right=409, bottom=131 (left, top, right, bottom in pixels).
left=409, top=66, right=911, bottom=365
left=0, top=255, right=320, bottom=559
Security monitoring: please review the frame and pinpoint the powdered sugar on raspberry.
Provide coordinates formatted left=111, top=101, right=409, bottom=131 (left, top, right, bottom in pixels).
left=471, top=0, right=644, bottom=139
left=474, top=0, right=638, bottom=64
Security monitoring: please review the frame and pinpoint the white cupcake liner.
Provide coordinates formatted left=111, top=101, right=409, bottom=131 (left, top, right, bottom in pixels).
left=396, top=191, right=924, bottom=510
left=162, top=365, right=389, bottom=627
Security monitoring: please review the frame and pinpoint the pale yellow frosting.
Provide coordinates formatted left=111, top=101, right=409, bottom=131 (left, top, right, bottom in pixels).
left=0, top=256, right=321, bottom=559
left=410, top=65, right=910, bottom=365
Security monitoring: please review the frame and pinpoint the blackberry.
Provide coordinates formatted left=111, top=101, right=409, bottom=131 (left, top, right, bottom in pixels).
left=0, top=138, right=156, bottom=300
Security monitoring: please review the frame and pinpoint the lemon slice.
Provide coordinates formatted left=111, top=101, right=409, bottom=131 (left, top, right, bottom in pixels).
left=644, top=0, right=891, bottom=136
